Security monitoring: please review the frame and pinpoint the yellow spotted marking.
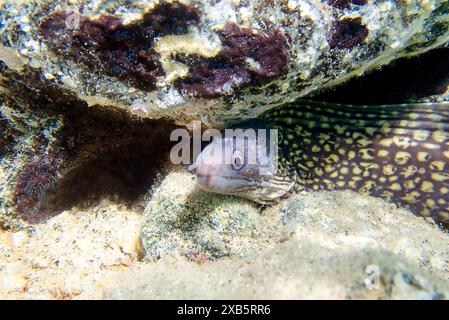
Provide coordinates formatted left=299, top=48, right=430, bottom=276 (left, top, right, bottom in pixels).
left=432, top=131, right=448, bottom=143
left=426, top=198, right=437, bottom=209
left=394, top=151, right=411, bottom=165
left=417, top=152, right=430, bottom=162
left=325, top=154, right=339, bottom=163
left=412, top=130, right=431, bottom=141
left=380, top=126, right=392, bottom=134
left=430, top=161, right=445, bottom=171
left=379, top=138, right=394, bottom=147
left=383, top=164, right=396, bottom=176
left=352, top=166, right=362, bottom=175
left=322, top=179, right=334, bottom=189
left=405, top=180, right=415, bottom=189
left=399, top=120, right=409, bottom=127
left=402, top=191, right=420, bottom=203
left=393, top=128, right=409, bottom=136
left=364, top=127, right=377, bottom=135
left=400, top=165, right=417, bottom=178
left=440, top=187, right=449, bottom=194
left=421, top=181, right=434, bottom=193
left=431, top=172, right=449, bottom=182
left=390, top=183, right=401, bottom=191
left=336, top=181, right=346, bottom=187
left=359, top=162, right=379, bottom=169
left=392, top=136, right=411, bottom=148
left=348, top=180, right=357, bottom=188
left=335, top=125, right=346, bottom=134
left=359, top=181, right=375, bottom=194
left=357, top=138, right=371, bottom=147
left=381, top=191, right=393, bottom=200
left=422, top=143, right=440, bottom=150
left=428, top=113, right=444, bottom=121
left=284, top=118, right=295, bottom=125
left=340, top=167, right=349, bottom=174
left=348, top=150, right=356, bottom=160
left=311, top=145, right=321, bottom=153
left=304, top=112, right=313, bottom=119
left=388, top=176, right=398, bottom=182
left=359, top=148, right=375, bottom=160
left=318, top=133, right=331, bottom=140
left=420, top=208, right=431, bottom=217
left=330, top=171, right=339, bottom=178
left=418, top=168, right=426, bottom=174
left=294, top=126, right=303, bottom=134
left=407, top=113, right=420, bottom=120
left=405, top=120, right=420, bottom=128
left=377, top=150, right=389, bottom=157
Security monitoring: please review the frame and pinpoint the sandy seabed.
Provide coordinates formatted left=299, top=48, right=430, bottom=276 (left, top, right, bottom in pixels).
left=1, top=171, right=448, bottom=300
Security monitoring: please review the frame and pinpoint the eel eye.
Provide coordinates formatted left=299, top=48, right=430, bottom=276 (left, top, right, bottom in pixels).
left=231, top=150, right=245, bottom=171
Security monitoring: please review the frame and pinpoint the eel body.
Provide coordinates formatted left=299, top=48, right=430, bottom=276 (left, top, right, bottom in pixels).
left=191, top=101, right=449, bottom=226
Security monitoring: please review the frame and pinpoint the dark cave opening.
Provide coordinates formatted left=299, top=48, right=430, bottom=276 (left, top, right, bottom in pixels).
left=2, top=74, right=178, bottom=224
left=31, top=138, right=173, bottom=223
left=311, top=47, right=449, bottom=104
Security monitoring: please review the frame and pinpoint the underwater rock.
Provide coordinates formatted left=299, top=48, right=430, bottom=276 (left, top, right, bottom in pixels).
left=1, top=0, right=448, bottom=126
left=2, top=186, right=448, bottom=299
left=101, top=246, right=449, bottom=299
left=0, top=0, right=448, bottom=299
left=140, top=170, right=449, bottom=266
left=0, top=75, right=176, bottom=229
left=1, top=169, right=448, bottom=299
left=0, top=202, right=143, bottom=299
left=2, top=1, right=448, bottom=227
left=312, top=46, right=449, bottom=104
left=140, top=171, right=272, bottom=261
left=115, top=178, right=449, bottom=299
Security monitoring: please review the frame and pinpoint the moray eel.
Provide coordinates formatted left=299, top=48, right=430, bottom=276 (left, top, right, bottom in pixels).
left=190, top=101, right=449, bottom=226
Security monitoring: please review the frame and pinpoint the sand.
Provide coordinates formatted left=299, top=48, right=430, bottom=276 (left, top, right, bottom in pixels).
left=1, top=170, right=448, bottom=299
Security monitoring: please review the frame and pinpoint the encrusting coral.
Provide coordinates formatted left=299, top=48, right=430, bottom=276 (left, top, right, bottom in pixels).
left=1, top=0, right=448, bottom=126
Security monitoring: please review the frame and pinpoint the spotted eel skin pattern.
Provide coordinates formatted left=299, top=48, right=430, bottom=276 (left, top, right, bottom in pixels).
left=263, top=101, right=449, bottom=225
